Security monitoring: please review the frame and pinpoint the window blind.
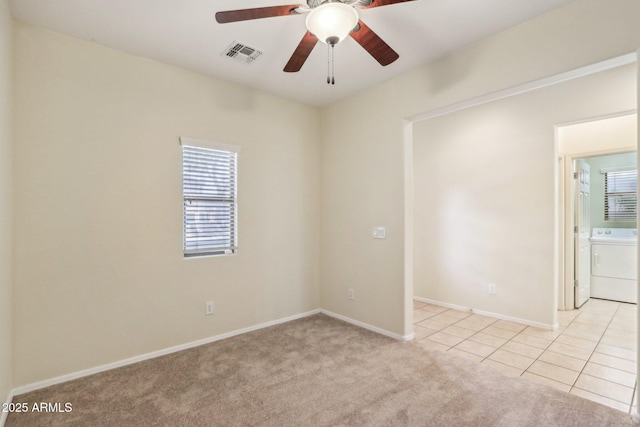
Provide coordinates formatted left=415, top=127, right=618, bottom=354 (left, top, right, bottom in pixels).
left=182, top=144, right=238, bottom=257
left=604, top=169, right=637, bottom=221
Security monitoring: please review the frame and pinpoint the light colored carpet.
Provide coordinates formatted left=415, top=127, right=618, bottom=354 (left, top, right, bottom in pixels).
left=6, top=314, right=636, bottom=426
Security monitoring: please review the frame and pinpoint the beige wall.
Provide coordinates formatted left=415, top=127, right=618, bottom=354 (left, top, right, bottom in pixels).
left=320, top=85, right=407, bottom=334
left=0, top=0, right=13, bottom=405
left=12, top=24, right=320, bottom=386
left=320, top=0, right=640, bottom=336
left=413, top=65, right=636, bottom=326
left=559, top=114, right=637, bottom=155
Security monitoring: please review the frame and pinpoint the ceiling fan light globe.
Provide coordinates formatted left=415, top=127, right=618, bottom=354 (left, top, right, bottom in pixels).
left=305, top=2, right=358, bottom=44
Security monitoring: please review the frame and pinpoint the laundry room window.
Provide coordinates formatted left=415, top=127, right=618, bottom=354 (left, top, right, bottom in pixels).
left=604, top=169, right=637, bottom=221
left=180, top=137, right=239, bottom=257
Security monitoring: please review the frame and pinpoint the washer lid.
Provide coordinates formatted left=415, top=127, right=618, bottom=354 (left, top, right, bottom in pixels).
left=591, top=228, right=637, bottom=244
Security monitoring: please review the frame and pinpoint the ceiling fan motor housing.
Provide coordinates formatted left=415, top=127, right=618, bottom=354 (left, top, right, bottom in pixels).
left=326, top=36, right=340, bottom=45
left=305, top=1, right=359, bottom=44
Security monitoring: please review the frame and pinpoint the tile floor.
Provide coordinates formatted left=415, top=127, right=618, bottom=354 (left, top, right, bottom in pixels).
left=413, top=298, right=637, bottom=414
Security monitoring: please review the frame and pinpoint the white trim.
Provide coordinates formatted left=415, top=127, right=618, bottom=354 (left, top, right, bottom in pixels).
left=179, top=136, right=240, bottom=153
left=407, top=53, right=637, bottom=124
left=413, top=297, right=558, bottom=331
left=555, top=109, right=637, bottom=129
left=600, top=165, right=637, bottom=174
left=472, top=309, right=559, bottom=331
left=320, top=309, right=415, bottom=341
left=413, top=296, right=471, bottom=313
left=636, top=47, right=640, bottom=418
left=403, top=119, right=415, bottom=339
left=10, top=309, right=320, bottom=396
left=0, top=390, right=14, bottom=427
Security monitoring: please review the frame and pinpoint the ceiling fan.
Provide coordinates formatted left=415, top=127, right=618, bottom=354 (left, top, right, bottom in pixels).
left=215, top=0, right=416, bottom=82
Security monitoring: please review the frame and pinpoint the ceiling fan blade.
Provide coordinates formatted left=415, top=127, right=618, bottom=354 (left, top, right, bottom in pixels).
left=360, top=0, right=416, bottom=9
left=350, top=20, right=399, bottom=66
left=216, top=5, right=301, bottom=23
left=284, top=31, right=318, bottom=72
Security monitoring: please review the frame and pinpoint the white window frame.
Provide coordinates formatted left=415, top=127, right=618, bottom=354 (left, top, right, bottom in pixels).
left=602, top=166, right=637, bottom=222
left=180, top=137, right=240, bottom=257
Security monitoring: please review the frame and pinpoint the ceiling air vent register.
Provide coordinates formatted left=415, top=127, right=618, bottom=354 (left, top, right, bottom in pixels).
left=222, top=41, right=263, bottom=64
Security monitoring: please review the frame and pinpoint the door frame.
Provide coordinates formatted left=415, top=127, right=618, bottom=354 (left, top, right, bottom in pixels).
left=557, top=113, right=637, bottom=310
left=574, top=159, right=591, bottom=308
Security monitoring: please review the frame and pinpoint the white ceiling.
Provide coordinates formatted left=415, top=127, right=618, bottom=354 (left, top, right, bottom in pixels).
left=9, top=0, right=575, bottom=107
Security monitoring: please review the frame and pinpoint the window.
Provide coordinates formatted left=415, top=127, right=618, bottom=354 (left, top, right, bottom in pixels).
left=181, top=137, right=239, bottom=257
left=604, top=169, right=637, bottom=221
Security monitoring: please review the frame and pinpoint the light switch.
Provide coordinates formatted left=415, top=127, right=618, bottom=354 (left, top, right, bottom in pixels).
left=373, top=227, right=386, bottom=239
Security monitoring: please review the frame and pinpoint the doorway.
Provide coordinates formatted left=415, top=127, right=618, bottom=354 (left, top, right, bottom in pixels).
left=406, top=57, right=638, bottom=415
left=557, top=113, right=638, bottom=310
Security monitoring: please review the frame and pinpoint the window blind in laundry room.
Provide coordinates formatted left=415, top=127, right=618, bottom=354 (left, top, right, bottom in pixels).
left=604, top=169, right=637, bottom=221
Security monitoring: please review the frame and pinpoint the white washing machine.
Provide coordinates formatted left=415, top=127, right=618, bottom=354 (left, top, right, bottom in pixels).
left=590, top=228, right=637, bottom=304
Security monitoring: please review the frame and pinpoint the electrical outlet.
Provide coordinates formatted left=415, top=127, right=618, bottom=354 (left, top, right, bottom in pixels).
left=488, top=284, right=496, bottom=295
left=373, top=227, right=386, bottom=239
left=348, top=288, right=355, bottom=300
left=205, top=301, right=214, bottom=315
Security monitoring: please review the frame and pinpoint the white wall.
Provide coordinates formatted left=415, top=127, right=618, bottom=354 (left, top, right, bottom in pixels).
left=0, top=0, right=13, bottom=407
left=320, top=0, right=640, bottom=336
left=413, top=65, right=636, bottom=326
left=12, top=24, right=320, bottom=386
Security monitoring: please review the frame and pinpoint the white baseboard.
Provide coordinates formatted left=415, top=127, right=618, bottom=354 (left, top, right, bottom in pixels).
left=5, top=299, right=559, bottom=404
left=1, top=389, right=15, bottom=427
left=414, top=297, right=558, bottom=331
left=320, top=309, right=415, bottom=341
left=471, top=309, right=559, bottom=331
left=11, top=309, right=321, bottom=396
left=414, top=296, right=471, bottom=313
left=9, top=308, right=413, bottom=399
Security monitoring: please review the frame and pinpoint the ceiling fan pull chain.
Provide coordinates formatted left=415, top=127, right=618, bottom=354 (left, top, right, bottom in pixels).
left=327, top=43, right=331, bottom=84
left=331, top=43, right=335, bottom=85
